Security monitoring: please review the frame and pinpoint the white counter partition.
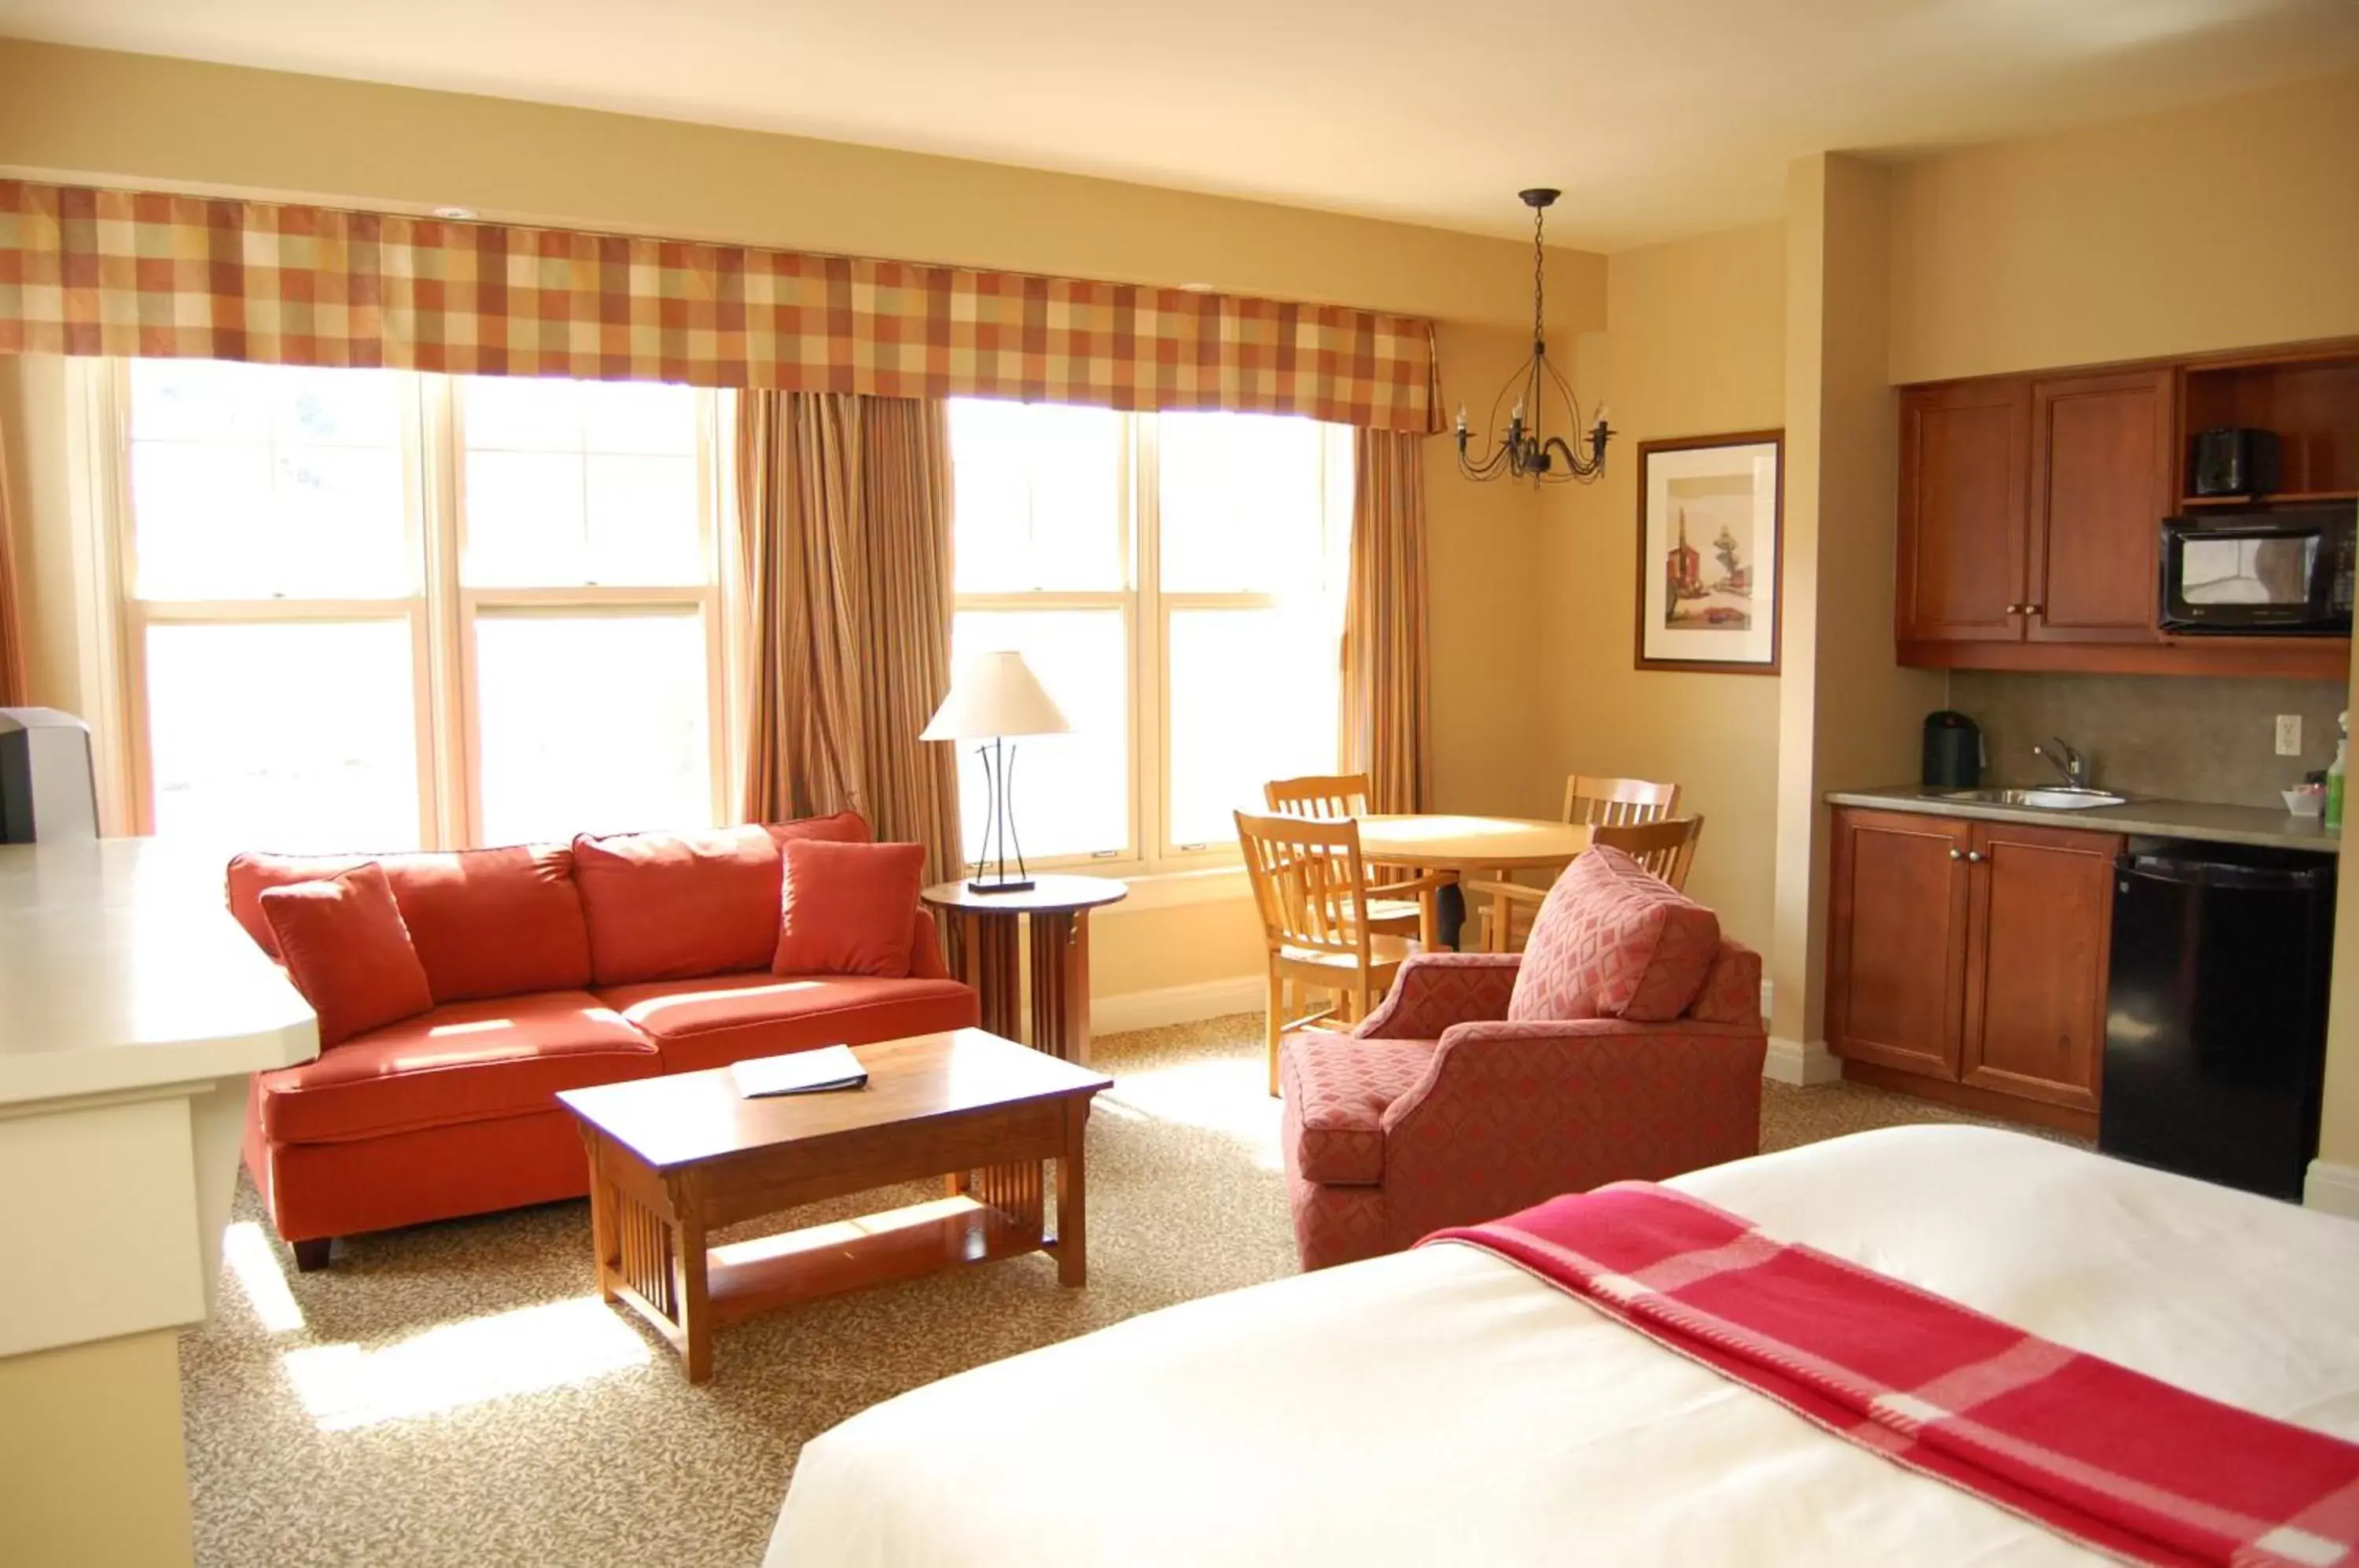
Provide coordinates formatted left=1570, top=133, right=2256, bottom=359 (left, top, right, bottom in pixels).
left=0, top=841, right=316, bottom=1536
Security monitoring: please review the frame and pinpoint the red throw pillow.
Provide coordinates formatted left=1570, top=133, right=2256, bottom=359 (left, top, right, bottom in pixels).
left=1508, top=846, right=1721, bottom=1024
left=572, top=825, right=786, bottom=985
left=259, top=863, right=435, bottom=1049
left=773, top=841, right=928, bottom=980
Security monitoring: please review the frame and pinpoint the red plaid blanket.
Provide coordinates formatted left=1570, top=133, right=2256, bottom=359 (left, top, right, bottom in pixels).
left=1423, top=1183, right=2359, bottom=1568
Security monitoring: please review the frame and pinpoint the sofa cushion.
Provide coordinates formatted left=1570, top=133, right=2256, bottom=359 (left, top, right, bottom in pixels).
left=572, top=825, right=788, bottom=986
left=773, top=840, right=928, bottom=979
left=255, top=990, right=660, bottom=1144
left=1509, top=847, right=1721, bottom=1024
left=1280, top=1032, right=1437, bottom=1186
left=763, top=812, right=872, bottom=852
left=597, top=970, right=980, bottom=1076
left=229, top=845, right=594, bottom=1003
left=259, top=863, right=434, bottom=1048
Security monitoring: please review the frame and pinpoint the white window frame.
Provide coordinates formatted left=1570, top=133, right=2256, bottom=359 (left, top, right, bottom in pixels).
left=94, top=359, right=732, bottom=850
left=950, top=407, right=1352, bottom=879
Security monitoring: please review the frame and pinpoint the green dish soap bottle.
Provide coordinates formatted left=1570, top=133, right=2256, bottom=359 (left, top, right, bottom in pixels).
left=2327, top=711, right=2347, bottom=834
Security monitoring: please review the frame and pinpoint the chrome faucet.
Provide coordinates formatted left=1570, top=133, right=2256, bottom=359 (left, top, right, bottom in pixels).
left=2033, top=737, right=2089, bottom=790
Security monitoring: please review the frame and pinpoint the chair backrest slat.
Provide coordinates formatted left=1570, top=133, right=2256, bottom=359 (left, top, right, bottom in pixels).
left=1265, top=773, right=1373, bottom=820
left=1235, top=809, right=1373, bottom=959
left=1562, top=775, right=1682, bottom=829
left=1590, top=814, right=1706, bottom=893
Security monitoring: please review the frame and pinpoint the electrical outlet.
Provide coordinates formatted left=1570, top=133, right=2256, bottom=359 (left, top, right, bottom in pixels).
left=2276, top=714, right=2303, bottom=756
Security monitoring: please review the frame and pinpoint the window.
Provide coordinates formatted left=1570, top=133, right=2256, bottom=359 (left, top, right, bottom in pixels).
left=116, top=360, right=727, bottom=853
left=946, top=398, right=1352, bottom=872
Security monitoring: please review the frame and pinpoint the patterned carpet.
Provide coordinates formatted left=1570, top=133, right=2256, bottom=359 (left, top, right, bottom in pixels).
left=182, top=1015, right=2060, bottom=1568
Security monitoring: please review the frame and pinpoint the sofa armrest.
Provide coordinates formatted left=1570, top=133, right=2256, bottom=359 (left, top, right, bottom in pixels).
left=1352, top=952, right=1522, bottom=1039
left=907, top=906, right=953, bottom=981
left=1374, top=1018, right=1766, bottom=1246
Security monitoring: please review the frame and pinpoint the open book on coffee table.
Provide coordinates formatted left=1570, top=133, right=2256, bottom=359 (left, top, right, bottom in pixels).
left=731, top=1043, right=867, bottom=1097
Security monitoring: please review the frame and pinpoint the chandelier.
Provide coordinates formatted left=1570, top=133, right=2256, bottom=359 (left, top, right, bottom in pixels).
left=1455, top=189, right=1613, bottom=484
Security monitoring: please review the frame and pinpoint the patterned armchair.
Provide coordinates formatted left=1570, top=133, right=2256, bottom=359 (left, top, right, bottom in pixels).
left=1278, top=848, right=1768, bottom=1272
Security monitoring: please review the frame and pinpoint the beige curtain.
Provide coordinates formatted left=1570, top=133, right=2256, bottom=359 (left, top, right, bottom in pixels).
left=737, top=391, right=962, bottom=885
left=0, top=402, right=25, bottom=709
left=1341, top=429, right=1432, bottom=813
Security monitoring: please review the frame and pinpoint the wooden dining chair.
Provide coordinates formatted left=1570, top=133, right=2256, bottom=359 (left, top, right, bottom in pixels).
left=1474, top=775, right=1687, bottom=951
left=1235, top=810, right=1448, bottom=1096
left=1263, top=774, right=1435, bottom=945
left=1562, top=775, right=1683, bottom=827
left=1473, top=815, right=1708, bottom=955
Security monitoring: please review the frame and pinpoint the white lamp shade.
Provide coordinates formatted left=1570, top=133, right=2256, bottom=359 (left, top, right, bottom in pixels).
left=920, top=650, right=1072, bottom=741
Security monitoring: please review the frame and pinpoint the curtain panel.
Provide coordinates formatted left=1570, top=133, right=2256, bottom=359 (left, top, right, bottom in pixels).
left=1341, top=429, right=1432, bottom=814
left=0, top=403, right=24, bottom=707
left=738, top=390, right=963, bottom=885
left=0, top=180, right=1443, bottom=434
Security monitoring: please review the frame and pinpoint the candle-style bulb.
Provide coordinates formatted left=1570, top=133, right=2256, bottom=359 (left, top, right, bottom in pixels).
left=1593, top=403, right=1609, bottom=429
left=1455, top=403, right=1468, bottom=433
left=1511, top=398, right=1525, bottom=424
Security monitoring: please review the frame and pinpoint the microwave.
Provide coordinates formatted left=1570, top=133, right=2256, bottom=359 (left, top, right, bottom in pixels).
left=2159, top=505, right=2357, bottom=635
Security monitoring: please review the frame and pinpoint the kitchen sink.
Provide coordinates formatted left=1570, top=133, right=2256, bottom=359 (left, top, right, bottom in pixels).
left=1938, top=787, right=2129, bottom=810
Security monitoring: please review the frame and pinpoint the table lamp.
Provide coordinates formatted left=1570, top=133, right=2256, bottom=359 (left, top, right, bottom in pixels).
left=920, top=649, right=1071, bottom=893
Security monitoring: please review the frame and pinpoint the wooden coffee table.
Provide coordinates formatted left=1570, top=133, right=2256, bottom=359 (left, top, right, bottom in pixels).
left=557, top=1029, right=1111, bottom=1383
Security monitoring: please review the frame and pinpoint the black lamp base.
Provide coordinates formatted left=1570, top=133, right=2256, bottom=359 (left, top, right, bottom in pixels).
left=965, top=877, right=1036, bottom=895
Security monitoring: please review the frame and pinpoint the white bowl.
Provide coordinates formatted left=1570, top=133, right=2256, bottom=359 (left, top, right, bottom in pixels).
left=2284, top=789, right=2325, bottom=818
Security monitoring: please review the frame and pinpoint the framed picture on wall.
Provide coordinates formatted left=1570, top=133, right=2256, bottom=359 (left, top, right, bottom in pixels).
left=1634, top=430, right=1783, bottom=674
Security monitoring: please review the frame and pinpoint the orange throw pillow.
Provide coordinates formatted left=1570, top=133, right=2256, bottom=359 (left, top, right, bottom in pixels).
left=259, top=863, right=435, bottom=1049
left=772, top=841, right=927, bottom=980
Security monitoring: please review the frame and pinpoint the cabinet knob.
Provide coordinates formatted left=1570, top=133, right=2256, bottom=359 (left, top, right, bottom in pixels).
left=1949, top=848, right=1963, bottom=860
left=1967, top=850, right=1986, bottom=863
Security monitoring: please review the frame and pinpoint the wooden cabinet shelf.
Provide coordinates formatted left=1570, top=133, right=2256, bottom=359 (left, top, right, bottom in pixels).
left=1895, top=337, right=2359, bottom=680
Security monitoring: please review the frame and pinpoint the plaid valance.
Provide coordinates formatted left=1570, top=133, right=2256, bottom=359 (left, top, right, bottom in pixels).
left=0, top=180, right=1442, bottom=433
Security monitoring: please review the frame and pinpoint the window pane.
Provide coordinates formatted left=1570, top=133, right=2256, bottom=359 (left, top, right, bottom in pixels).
left=1158, top=411, right=1330, bottom=593
left=948, top=610, right=1127, bottom=862
left=145, top=620, right=421, bottom=853
left=129, top=360, right=409, bottom=600
left=473, top=612, right=713, bottom=845
left=459, top=377, right=702, bottom=587
left=1166, top=608, right=1339, bottom=848
left=948, top=399, right=1124, bottom=592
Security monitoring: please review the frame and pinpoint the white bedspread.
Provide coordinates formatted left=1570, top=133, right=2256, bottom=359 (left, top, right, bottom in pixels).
left=766, top=1126, right=2359, bottom=1567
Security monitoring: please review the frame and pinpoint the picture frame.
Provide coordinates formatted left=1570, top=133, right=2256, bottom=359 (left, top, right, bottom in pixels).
left=1634, top=429, right=1783, bottom=674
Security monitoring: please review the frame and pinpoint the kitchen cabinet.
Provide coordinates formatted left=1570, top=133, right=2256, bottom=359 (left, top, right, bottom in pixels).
left=1827, top=808, right=2120, bottom=1132
left=1895, top=379, right=2030, bottom=643
left=2026, top=368, right=2173, bottom=645
left=1893, top=337, right=2356, bottom=681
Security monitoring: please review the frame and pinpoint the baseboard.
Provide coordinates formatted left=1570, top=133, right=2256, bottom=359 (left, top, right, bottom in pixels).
left=2304, top=1159, right=2359, bottom=1220
left=1091, top=976, right=1263, bottom=1038
left=1764, top=1036, right=1842, bottom=1087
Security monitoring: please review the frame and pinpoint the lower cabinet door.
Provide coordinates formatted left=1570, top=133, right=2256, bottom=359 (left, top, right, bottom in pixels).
left=1827, top=809, right=1974, bottom=1080
left=1960, top=822, right=2122, bottom=1112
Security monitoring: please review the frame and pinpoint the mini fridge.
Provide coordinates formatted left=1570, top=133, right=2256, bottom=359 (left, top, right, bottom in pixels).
left=2101, top=841, right=2336, bottom=1200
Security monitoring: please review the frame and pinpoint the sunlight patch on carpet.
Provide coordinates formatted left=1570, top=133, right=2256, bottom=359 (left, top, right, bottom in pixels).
left=1102, top=1058, right=1283, bottom=1170
left=223, top=1221, right=305, bottom=1334
left=282, top=1297, right=651, bottom=1431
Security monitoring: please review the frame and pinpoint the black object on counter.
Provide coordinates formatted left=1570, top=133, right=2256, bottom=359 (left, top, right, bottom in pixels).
left=2101, top=841, right=2335, bottom=1200
left=1920, top=710, right=1982, bottom=790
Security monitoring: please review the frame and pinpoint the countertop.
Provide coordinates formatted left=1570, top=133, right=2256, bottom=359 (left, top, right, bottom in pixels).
left=1825, top=785, right=2342, bottom=854
left=0, top=837, right=318, bottom=1106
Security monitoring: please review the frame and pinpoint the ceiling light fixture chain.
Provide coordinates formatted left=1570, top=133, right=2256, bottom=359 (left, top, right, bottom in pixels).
left=1455, top=188, right=1613, bottom=486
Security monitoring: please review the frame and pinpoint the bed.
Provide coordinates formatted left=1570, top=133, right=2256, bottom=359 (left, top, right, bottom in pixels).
left=765, top=1125, right=2359, bottom=1566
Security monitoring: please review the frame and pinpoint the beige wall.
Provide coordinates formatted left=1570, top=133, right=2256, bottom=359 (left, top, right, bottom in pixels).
left=0, top=1328, right=193, bottom=1567
left=1890, top=69, right=2359, bottom=383
left=0, top=39, right=1603, bottom=335
left=1544, top=223, right=1787, bottom=950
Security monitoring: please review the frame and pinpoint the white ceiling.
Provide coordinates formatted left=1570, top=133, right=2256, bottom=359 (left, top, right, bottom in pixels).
left=3, top=0, right=2356, bottom=251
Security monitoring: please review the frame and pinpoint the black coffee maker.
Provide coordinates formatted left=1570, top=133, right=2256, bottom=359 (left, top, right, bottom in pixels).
left=1923, top=711, right=1982, bottom=789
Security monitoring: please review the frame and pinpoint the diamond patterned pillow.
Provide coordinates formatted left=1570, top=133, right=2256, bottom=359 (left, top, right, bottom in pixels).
left=1507, top=847, right=1722, bottom=1023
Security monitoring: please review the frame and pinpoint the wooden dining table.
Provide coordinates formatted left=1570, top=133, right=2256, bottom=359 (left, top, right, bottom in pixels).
left=1356, top=814, right=1594, bottom=948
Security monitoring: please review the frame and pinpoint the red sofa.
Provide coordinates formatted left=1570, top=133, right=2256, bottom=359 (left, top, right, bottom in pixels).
left=226, top=814, right=979, bottom=1269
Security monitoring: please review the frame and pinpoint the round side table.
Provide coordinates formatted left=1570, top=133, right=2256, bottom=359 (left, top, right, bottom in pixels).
left=922, top=875, right=1128, bottom=1064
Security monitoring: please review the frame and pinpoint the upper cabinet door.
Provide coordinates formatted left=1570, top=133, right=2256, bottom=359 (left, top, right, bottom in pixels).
left=1896, top=380, right=2032, bottom=642
left=2026, top=368, right=2174, bottom=644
